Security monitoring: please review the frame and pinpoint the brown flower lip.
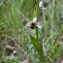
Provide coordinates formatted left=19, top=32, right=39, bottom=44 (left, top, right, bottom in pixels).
left=30, top=23, right=35, bottom=29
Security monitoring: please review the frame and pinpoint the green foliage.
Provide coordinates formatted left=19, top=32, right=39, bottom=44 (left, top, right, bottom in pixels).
left=0, top=56, right=19, bottom=63
left=0, top=0, right=63, bottom=63
left=30, top=35, right=46, bottom=63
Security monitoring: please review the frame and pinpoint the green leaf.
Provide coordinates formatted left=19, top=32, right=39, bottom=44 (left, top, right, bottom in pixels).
left=30, top=35, right=46, bottom=63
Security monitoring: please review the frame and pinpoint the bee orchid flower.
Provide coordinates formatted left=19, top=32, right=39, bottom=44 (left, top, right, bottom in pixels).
left=26, top=17, right=42, bottom=29
left=39, top=1, right=47, bottom=10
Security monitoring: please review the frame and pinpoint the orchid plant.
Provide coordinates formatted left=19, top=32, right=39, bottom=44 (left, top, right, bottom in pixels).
left=26, top=1, right=47, bottom=63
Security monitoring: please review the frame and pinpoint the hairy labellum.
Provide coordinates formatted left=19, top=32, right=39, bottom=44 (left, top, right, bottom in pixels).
left=31, top=23, right=35, bottom=29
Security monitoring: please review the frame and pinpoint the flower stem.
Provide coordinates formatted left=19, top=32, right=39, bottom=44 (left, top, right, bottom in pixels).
left=36, top=4, right=39, bottom=41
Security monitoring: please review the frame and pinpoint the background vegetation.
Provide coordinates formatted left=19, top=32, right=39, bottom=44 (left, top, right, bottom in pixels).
left=0, top=0, right=63, bottom=63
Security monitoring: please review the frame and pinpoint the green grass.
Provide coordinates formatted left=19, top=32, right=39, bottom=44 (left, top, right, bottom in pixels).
left=0, top=0, right=63, bottom=63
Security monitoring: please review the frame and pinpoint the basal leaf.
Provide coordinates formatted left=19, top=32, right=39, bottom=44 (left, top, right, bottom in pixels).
left=30, top=35, right=46, bottom=63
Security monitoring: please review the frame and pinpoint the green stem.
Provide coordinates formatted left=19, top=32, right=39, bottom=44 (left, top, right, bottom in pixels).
left=33, top=1, right=46, bottom=63
left=36, top=26, right=38, bottom=41
left=33, top=3, right=39, bottom=41
left=36, top=3, right=39, bottom=41
left=51, top=0, right=55, bottom=45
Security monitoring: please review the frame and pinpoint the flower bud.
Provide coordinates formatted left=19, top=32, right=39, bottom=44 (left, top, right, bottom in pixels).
left=39, top=1, right=43, bottom=8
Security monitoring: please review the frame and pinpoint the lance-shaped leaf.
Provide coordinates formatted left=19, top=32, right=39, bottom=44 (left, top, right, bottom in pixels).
left=30, top=35, right=46, bottom=63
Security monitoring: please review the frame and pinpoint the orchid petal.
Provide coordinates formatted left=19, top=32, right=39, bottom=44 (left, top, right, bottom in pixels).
left=32, top=17, right=37, bottom=22
left=35, top=22, right=42, bottom=28
left=26, top=22, right=31, bottom=26
left=41, top=8, right=47, bottom=10
left=39, top=1, right=43, bottom=8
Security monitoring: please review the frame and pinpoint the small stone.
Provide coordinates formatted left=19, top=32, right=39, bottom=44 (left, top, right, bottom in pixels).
left=13, top=50, right=17, bottom=54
